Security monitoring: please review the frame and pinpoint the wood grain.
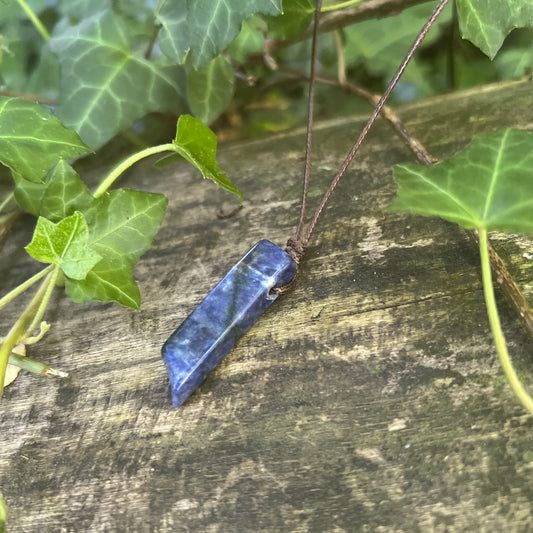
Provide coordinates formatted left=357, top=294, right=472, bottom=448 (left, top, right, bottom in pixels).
left=1, top=79, right=532, bottom=533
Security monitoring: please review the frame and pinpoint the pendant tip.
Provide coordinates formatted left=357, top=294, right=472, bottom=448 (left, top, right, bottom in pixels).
left=171, top=394, right=186, bottom=408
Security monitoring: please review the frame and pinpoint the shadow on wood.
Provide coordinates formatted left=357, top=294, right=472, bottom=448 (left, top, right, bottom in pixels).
left=1, top=79, right=532, bottom=533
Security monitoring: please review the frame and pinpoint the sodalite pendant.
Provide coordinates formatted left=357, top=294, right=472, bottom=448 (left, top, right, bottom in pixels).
left=162, top=240, right=297, bottom=407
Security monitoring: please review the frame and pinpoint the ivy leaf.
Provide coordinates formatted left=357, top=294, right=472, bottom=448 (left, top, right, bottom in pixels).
left=82, top=189, right=167, bottom=265
left=0, top=0, right=46, bottom=22
left=494, top=31, right=533, bottom=78
left=0, top=39, right=59, bottom=101
left=187, top=56, right=235, bottom=125
left=388, top=129, right=533, bottom=234
left=154, top=116, right=241, bottom=199
left=156, top=0, right=282, bottom=68
left=457, top=0, right=533, bottom=59
left=25, top=211, right=102, bottom=280
left=13, top=160, right=94, bottom=221
left=67, top=255, right=143, bottom=309
left=0, top=39, right=29, bottom=91
left=343, top=2, right=451, bottom=93
left=65, top=189, right=168, bottom=309
left=227, top=16, right=266, bottom=63
left=24, top=46, right=60, bottom=101
left=0, top=96, right=92, bottom=182
left=11, top=174, right=45, bottom=217
left=49, top=11, right=186, bottom=149
left=39, top=161, right=94, bottom=221
left=265, top=0, right=314, bottom=40
left=57, top=0, right=111, bottom=19
left=166, top=115, right=242, bottom=201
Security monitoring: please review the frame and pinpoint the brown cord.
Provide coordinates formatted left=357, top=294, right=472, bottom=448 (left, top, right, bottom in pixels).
left=284, top=237, right=306, bottom=265
left=273, top=0, right=451, bottom=295
left=270, top=237, right=306, bottom=296
left=303, top=0, right=450, bottom=246
left=294, top=0, right=323, bottom=242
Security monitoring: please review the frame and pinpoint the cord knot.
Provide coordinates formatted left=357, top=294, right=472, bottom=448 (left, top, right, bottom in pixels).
left=270, top=237, right=306, bottom=296
left=285, top=237, right=306, bottom=265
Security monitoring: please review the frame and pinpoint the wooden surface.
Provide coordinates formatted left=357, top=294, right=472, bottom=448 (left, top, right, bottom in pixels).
left=1, top=79, right=532, bottom=533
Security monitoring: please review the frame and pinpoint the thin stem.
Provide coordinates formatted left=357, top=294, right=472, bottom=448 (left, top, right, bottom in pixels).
left=295, top=0, right=322, bottom=242
left=8, top=352, right=68, bottom=378
left=0, top=265, right=54, bottom=313
left=479, top=227, right=533, bottom=414
left=144, top=24, right=162, bottom=59
left=20, top=267, right=59, bottom=342
left=280, top=67, right=437, bottom=165
left=0, top=90, right=57, bottom=106
left=21, top=321, right=50, bottom=345
left=0, top=494, right=6, bottom=532
left=304, top=0, right=450, bottom=245
left=447, top=0, right=458, bottom=90
left=316, top=0, right=428, bottom=36
left=0, top=192, right=14, bottom=214
left=0, top=208, right=24, bottom=251
left=281, top=68, right=533, bottom=343
left=321, top=0, right=366, bottom=13
left=333, top=30, right=347, bottom=87
left=0, top=267, right=57, bottom=398
left=93, top=143, right=175, bottom=198
left=15, top=0, right=50, bottom=41
left=271, top=0, right=429, bottom=52
left=465, top=230, right=533, bottom=339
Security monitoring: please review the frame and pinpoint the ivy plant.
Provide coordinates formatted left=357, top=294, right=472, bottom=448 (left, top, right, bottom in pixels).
left=388, top=128, right=533, bottom=412
left=1, top=0, right=531, bottom=147
left=2, top=2, right=532, bottom=530
left=0, top=99, right=240, bottom=394
left=0, top=1, right=531, bottom=406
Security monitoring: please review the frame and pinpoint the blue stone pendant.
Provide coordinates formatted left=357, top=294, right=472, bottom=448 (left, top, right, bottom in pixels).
left=162, top=240, right=297, bottom=407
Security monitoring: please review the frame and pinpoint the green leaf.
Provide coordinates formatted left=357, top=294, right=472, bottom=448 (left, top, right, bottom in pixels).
left=172, top=115, right=242, bottom=201
left=494, top=46, right=533, bottom=78
left=25, top=211, right=102, bottom=280
left=0, top=96, right=92, bottom=182
left=457, top=0, right=533, bottom=59
left=388, top=129, right=533, bottom=234
left=493, top=28, right=533, bottom=78
left=227, top=16, right=266, bottom=63
left=82, top=189, right=166, bottom=265
left=0, top=39, right=29, bottom=90
left=40, top=161, right=94, bottom=221
left=67, top=255, right=143, bottom=309
left=156, top=0, right=282, bottom=68
left=49, top=11, right=186, bottom=149
left=0, top=0, right=46, bottom=22
left=187, top=56, right=235, bottom=125
left=265, top=0, right=314, bottom=39
left=65, top=189, right=168, bottom=309
left=24, top=46, right=60, bottom=100
left=0, top=8, right=57, bottom=93
left=57, top=0, right=110, bottom=20
left=0, top=38, right=58, bottom=100
left=343, top=2, right=452, bottom=82
left=13, top=160, right=94, bottom=221
left=12, top=174, right=45, bottom=217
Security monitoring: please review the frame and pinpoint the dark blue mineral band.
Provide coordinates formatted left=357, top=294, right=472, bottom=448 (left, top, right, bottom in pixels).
left=162, top=240, right=297, bottom=407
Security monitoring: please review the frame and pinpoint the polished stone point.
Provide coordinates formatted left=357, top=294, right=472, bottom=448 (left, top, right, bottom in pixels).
left=162, top=239, right=297, bottom=407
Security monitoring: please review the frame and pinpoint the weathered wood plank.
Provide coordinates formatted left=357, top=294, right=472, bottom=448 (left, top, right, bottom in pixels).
left=1, top=79, right=532, bottom=533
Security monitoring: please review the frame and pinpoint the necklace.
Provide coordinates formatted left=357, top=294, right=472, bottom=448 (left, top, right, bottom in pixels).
left=161, top=0, right=450, bottom=407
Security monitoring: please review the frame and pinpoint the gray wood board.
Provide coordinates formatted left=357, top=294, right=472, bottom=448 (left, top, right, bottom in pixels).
left=1, top=79, right=532, bottom=533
